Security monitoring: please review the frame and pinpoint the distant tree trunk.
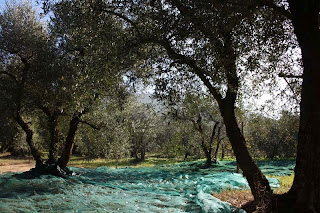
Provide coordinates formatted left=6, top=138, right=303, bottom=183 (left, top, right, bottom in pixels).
left=286, top=1, right=320, bottom=212
left=213, top=124, right=223, bottom=161
left=236, top=122, right=244, bottom=173
left=184, top=151, right=189, bottom=161
left=140, top=147, right=145, bottom=161
left=182, top=136, right=190, bottom=161
left=58, top=114, right=80, bottom=167
left=193, top=116, right=219, bottom=167
left=131, top=140, right=138, bottom=159
left=201, top=138, right=212, bottom=167
left=16, top=111, right=43, bottom=167
left=138, top=134, right=146, bottom=161
left=221, top=143, right=225, bottom=160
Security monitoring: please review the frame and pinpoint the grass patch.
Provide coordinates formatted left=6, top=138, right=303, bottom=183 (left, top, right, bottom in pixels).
left=269, top=174, right=294, bottom=194
left=0, top=152, right=184, bottom=168
left=68, top=155, right=183, bottom=168
left=0, top=152, right=34, bottom=166
left=214, top=174, right=294, bottom=207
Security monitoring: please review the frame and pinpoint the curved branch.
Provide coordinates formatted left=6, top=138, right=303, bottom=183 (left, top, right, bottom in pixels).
left=156, top=39, right=223, bottom=104
left=279, top=72, right=303, bottom=78
left=0, top=71, right=19, bottom=84
left=79, top=120, right=100, bottom=130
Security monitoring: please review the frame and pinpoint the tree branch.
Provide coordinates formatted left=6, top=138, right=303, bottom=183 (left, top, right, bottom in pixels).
left=0, top=71, right=19, bottom=84
left=258, top=0, right=291, bottom=19
left=158, top=39, right=223, bottom=104
left=79, top=120, right=100, bottom=130
left=279, top=72, right=303, bottom=78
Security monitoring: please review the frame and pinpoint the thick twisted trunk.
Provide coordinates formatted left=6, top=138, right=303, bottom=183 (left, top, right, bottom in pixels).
left=16, top=111, right=43, bottom=167
left=58, top=115, right=80, bottom=167
left=13, top=60, right=43, bottom=167
left=287, top=1, right=320, bottom=212
left=47, top=116, right=59, bottom=164
left=41, top=107, right=61, bottom=165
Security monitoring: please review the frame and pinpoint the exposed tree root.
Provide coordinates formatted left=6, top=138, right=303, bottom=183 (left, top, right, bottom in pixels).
left=13, top=162, right=77, bottom=179
left=241, top=192, right=296, bottom=213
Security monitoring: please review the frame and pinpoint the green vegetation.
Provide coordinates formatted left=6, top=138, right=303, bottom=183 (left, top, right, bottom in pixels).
left=68, top=155, right=183, bottom=168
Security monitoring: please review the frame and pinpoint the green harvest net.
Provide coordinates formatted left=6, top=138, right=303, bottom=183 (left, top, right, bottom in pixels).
left=0, top=160, right=294, bottom=213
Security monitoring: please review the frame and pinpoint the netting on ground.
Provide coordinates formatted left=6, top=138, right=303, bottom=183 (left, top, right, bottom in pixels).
left=0, top=160, right=294, bottom=213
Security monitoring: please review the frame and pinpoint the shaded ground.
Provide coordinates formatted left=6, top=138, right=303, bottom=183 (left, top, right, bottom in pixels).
left=0, top=160, right=294, bottom=213
left=0, top=153, right=295, bottom=212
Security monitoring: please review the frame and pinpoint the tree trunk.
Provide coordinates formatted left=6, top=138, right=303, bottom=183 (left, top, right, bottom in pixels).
left=221, top=143, right=225, bottom=160
left=236, top=122, right=244, bottom=173
left=213, top=139, right=222, bottom=161
left=41, top=107, right=61, bottom=164
left=213, top=125, right=223, bottom=161
left=184, top=151, right=189, bottom=161
left=219, top=97, right=271, bottom=211
left=47, top=116, right=59, bottom=164
left=58, top=115, right=80, bottom=167
left=213, top=35, right=271, bottom=210
left=287, top=1, right=320, bottom=212
left=14, top=60, right=43, bottom=167
left=153, top=15, right=272, bottom=210
left=16, top=111, right=43, bottom=167
left=44, top=112, right=60, bottom=164
left=201, top=139, right=212, bottom=167
left=140, top=147, right=145, bottom=161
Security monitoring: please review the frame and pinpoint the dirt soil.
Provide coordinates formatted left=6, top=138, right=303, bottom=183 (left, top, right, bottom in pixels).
left=0, top=163, right=35, bottom=174
left=0, top=152, right=35, bottom=174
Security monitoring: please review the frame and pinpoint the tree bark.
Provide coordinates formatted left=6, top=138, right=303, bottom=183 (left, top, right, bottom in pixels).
left=220, top=100, right=271, bottom=210
left=213, top=125, right=223, bottom=161
left=215, top=35, right=272, bottom=211
left=42, top=107, right=60, bottom=164
left=287, top=1, right=320, bottom=212
left=221, top=143, right=225, bottom=160
left=47, top=115, right=59, bottom=164
left=58, top=115, right=80, bottom=167
left=16, top=111, right=43, bottom=167
left=201, top=138, right=212, bottom=166
left=13, top=59, right=44, bottom=167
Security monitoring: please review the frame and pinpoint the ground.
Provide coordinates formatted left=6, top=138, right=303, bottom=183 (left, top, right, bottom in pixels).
left=0, top=152, right=294, bottom=209
left=0, top=152, right=35, bottom=173
left=0, top=163, right=34, bottom=173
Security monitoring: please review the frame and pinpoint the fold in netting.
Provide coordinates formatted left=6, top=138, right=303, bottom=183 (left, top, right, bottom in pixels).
left=0, top=160, right=294, bottom=213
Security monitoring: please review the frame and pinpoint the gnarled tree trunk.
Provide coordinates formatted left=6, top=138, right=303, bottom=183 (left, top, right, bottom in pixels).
left=41, top=107, right=61, bottom=165
left=16, top=111, right=43, bottom=167
left=286, top=1, right=320, bottom=212
left=58, top=114, right=80, bottom=167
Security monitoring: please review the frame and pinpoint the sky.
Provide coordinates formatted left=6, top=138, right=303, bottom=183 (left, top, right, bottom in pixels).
left=0, top=0, right=42, bottom=12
